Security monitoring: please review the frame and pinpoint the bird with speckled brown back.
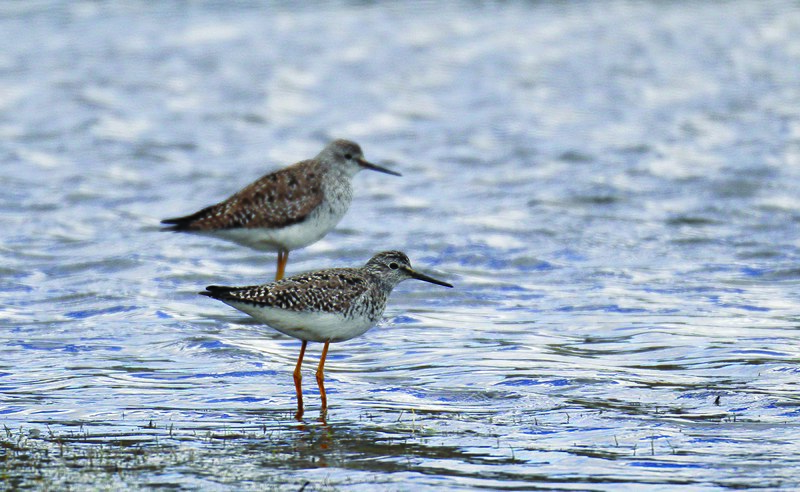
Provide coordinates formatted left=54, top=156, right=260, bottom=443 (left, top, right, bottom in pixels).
left=162, top=139, right=400, bottom=280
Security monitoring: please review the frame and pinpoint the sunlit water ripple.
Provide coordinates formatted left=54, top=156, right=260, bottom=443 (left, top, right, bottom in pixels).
left=2, top=1, right=800, bottom=489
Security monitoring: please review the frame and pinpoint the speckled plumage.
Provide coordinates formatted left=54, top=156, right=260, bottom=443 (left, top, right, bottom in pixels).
left=201, top=251, right=453, bottom=343
left=200, top=251, right=451, bottom=417
left=204, top=267, right=381, bottom=319
left=162, top=139, right=400, bottom=253
left=165, top=159, right=327, bottom=231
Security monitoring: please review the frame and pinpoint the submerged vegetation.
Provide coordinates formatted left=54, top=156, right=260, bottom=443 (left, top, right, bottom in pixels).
left=1, top=421, right=328, bottom=490
left=2, top=404, right=789, bottom=490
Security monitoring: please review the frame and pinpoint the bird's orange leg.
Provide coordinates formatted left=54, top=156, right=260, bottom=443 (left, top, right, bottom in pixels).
left=294, top=340, right=307, bottom=420
left=275, top=250, right=289, bottom=281
left=316, top=340, right=331, bottom=412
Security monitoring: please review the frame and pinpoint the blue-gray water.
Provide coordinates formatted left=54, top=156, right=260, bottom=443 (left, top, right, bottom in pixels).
left=2, top=1, right=800, bottom=490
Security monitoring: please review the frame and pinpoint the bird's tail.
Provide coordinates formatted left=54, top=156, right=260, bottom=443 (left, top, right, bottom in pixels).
left=161, top=205, right=217, bottom=231
left=199, top=285, right=236, bottom=299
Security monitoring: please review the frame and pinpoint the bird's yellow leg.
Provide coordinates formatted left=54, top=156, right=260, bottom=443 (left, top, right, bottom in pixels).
left=316, top=340, right=331, bottom=411
left=275, top=250, right=289, bottom=281
left=294, top=340, right=307, bottom=420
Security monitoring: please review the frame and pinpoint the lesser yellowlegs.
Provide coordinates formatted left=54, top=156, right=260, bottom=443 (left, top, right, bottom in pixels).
left=162, top=140, right=401, bottom=280
left=200, top=251, right=453, bottom=418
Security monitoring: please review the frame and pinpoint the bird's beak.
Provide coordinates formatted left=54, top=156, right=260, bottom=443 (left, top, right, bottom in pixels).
left=358, top=158, right=402, bottom=177
left=403, top=266, right=453, bottom=288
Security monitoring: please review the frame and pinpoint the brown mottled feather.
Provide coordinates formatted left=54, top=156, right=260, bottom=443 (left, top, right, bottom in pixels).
left=163, top=160, right=326, bottom=231
left=201, top=268, right=374, bottom=315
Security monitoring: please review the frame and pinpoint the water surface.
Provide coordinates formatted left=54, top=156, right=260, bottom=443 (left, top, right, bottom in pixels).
left=2, top=1, right=800, bottom=489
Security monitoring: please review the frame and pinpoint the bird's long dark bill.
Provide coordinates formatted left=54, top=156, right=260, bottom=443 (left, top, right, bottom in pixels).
left=358, top=158, right=402, bottom=176
left=406, top=267, right=453, bottom=288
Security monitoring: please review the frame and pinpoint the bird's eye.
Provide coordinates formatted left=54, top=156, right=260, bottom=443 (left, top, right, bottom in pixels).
left=344, top=153, right=353, bottom=160
left=389, top=262, right=399, bottom=270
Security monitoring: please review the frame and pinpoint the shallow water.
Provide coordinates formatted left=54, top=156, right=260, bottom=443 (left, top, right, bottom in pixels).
left=2, top=0, right=800, bottom=489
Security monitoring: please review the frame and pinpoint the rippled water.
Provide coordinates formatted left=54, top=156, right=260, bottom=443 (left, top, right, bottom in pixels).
left=3, top=1, right=800, bottom=489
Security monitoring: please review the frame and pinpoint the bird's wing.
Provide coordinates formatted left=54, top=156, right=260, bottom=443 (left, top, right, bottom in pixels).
left=201, top=268, right=371, bottom=314
left=162, top=160, right=325, bottom=231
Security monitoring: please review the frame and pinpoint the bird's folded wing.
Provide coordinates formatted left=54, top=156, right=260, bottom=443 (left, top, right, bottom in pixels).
left=162, top=160, right=325, bottom=231
left=209, top=268, right=371, bottom=313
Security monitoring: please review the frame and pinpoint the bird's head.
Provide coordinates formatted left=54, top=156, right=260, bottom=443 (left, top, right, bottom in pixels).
left=319, top=139, right=401, bottom=178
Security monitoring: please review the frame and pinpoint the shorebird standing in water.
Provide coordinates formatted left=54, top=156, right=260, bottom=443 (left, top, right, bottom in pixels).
left=162, top=140, right=401, bottom=280
left=200, top=251, right=453, bottom=419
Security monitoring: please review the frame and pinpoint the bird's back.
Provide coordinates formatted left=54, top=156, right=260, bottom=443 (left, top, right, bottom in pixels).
left=201, top=267, right=388, bottom=343
left=162, top=160, right=328, bottom=232
left=202, top=267, right=385, bottom=317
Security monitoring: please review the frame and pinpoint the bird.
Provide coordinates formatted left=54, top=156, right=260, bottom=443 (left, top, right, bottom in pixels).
left=162, top=140, right=401, bottom=281
left=200, top=251, right=453, bottom=418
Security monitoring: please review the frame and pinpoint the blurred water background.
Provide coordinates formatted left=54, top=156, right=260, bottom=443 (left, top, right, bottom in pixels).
left=2, top=0, right=800, bottom=489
